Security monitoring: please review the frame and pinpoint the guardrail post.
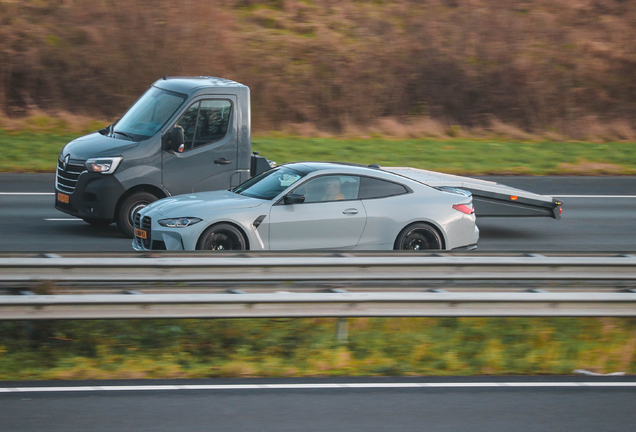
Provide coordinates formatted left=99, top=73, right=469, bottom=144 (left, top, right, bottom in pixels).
left=337, top=318, right=348, bottom=343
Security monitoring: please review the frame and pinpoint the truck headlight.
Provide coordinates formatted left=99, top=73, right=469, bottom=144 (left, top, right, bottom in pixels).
left=85, top=157, right=123, bottom=174
left=158, top=217, right=202, bottom=228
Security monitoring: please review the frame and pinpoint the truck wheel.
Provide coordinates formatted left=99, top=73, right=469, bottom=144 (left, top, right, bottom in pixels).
left=83, top=218, right=112, bottom=227
left=394, top=223, right=442, bottom=251
left=196, top=224, right=246, bottom=251
left=116, top=192, right=158, bottom=238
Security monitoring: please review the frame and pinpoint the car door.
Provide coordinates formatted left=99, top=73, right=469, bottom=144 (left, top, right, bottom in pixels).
left=268, top=175, right=367, bottom=250
left=162, top=97, right=238, bottom=194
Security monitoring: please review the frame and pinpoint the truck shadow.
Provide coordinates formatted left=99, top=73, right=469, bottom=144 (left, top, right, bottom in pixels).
left=51, top=222, right=127, bottom=239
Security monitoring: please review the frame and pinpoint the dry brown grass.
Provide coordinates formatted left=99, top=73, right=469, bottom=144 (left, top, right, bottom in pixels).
left=557, top=160, right=628, bottom=175
left=2, top=0, right=636, bottom=139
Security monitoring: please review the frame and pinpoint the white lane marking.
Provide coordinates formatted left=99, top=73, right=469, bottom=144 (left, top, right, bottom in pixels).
left=1, top=382, right=635, bottom=393
left=554, top=195, right=636, bottom=198
left=44, top=218, right=83, bottom=221
left=0, top=192, right=55, bottom=195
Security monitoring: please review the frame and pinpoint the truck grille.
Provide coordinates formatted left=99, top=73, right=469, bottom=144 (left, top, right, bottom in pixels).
left=56, top=160, right=86, bottom=194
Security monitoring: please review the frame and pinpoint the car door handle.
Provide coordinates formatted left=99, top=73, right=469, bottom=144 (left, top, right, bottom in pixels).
left=342, top=208, right=358, bottom=215
left=214, top=158, right=232, bottom=165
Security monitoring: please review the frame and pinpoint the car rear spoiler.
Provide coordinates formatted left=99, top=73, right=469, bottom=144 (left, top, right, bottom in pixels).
left=385, top=167, right=563, bottom=220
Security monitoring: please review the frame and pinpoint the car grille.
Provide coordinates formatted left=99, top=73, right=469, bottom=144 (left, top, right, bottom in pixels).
left=133, top=213, right=153, bottom=249
left=56, top=160, right=86, bottom=194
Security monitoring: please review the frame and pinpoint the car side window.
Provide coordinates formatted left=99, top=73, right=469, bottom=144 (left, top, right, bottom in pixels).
left=358, top=176, right=408, bottom=199
left=175, top=100, right=232, bottom=151
left=294, top=175, right=360, bottom=203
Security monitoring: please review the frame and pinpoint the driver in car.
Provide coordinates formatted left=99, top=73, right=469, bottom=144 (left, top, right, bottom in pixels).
left=321, top=177, right=345, bottom=201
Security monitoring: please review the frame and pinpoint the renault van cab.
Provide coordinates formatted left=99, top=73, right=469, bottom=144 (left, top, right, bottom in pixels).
left=54, top=76, right=271, bottom=237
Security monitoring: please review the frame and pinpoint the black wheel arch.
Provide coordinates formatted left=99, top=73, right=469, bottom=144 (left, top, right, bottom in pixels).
left=115, top=185, right=167, bottom=216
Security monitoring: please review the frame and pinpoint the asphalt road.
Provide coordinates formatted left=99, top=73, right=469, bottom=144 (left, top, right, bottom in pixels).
left=0, top=174, right=635, bottom=252
left=1, top=377, right=635, bottom=432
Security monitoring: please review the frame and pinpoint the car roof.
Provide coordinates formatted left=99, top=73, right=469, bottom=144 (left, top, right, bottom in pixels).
left=281, top=162, right=407, bottom=181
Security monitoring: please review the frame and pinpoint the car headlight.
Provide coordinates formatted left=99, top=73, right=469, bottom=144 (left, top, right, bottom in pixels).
left=85, top=157, right=123, bottom=174
left=158, top=217, right=203, bottom=228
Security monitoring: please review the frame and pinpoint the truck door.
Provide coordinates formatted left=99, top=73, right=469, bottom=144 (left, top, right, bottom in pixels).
left=162, top=96, right=238, bottom=194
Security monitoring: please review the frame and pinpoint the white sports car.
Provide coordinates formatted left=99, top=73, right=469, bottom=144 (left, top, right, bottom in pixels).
left=132, top=162, right=479, bottom=251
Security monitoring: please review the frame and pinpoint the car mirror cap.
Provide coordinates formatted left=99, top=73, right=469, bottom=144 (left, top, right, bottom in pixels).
left=284, top=193, right=305, bottom=204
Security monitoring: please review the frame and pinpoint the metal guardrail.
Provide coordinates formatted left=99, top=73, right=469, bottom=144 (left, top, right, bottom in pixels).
left=2, top=254, right=636, bottom=285
left=1, top=292, right=636, bottom=320
left=1, top=253, right=635, bottom=319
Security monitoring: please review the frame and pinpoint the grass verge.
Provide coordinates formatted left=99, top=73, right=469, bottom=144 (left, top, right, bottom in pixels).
left=1, top=318, right=635, bottom=380
left=1, top=128, right=636, bottom=175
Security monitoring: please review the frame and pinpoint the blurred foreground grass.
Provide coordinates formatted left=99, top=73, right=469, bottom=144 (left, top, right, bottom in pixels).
left=2, top=128, right=636, bottom=175
left=1, top=318, right=634, bottom=380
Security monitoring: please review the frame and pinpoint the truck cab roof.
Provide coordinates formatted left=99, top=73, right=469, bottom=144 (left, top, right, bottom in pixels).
left=153, top=76, right=248, bottom=95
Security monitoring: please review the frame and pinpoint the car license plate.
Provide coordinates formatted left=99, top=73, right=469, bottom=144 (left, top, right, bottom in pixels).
left=57, top=192, right=70, bottom=203
left=135, top=228, right=147, bottom=239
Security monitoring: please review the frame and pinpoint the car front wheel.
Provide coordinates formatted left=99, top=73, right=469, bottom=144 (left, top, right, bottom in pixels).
left=395, top=223, right=443, bottom=250
left=196, top=223, right=247, bottom=251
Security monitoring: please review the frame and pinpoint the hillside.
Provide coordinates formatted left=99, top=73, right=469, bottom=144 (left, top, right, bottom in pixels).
left=2, top=0, right=636, bottom=139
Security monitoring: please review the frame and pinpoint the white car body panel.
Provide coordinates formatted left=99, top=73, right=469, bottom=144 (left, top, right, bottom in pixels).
left=269, top=200, right=367, bottom=250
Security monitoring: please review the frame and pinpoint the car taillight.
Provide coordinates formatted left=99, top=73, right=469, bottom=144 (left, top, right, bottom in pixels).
left=452, top=203, right=474, bottom=215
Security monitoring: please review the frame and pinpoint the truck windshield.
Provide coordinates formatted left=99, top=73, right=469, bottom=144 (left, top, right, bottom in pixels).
left=234, top=167, right=305, bottom=200
left=113, top=87, right=186, bottom=141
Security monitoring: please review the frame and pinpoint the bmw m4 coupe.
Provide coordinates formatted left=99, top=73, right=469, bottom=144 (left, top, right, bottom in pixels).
left=132, top=162, right=479, bottom=251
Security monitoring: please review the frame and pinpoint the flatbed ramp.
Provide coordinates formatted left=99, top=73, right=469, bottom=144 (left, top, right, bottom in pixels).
left=386, top=167, right=562, bottom=219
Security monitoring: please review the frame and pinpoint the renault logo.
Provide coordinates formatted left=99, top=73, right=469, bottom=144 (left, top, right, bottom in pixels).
left=63, top=154, right=70, bottom=171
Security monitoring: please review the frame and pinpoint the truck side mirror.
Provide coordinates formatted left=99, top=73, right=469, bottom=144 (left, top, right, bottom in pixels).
left=169, top=127, right=185, bottom=152
left=284, top=193, right=305, bottom=205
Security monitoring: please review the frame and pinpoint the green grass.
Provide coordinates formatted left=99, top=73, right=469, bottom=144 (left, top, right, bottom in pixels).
left=253, top=136, right=636, bottom=175
left=2, top=128, right=635, bottom=174
left=1, top=318, right=634, bottom=380
left=0, top=131, right=79, bottom=172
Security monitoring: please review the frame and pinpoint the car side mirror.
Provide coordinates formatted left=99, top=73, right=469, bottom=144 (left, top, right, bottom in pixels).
left=169, top=127, right=185, bottom=152
left=284, top=193, right=305, bottom=205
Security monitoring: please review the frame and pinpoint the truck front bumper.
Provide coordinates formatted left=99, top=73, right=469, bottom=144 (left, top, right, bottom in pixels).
left=54, top=172, right=125, bottom=221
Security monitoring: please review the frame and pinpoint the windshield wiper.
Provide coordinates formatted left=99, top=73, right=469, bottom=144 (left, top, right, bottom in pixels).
left=113, top=130, right=135, bottom=141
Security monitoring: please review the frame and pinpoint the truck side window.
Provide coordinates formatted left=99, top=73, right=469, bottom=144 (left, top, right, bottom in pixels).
left=358, top=177, right=408, bottom=200
left=176, top=102, right=200, bottom=151
left=193, top=100, right=232, bottom=148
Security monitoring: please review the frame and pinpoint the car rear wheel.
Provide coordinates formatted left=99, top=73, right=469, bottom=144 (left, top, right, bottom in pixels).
left=395, top=223, right=443, bottom=250
left=116, top=192, right=158, bottom=238
left=196, top=224, right=247, bottom=251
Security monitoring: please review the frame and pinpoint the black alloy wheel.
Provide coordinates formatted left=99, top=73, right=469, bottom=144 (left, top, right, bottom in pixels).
left=395, top=223, right=442, bottom=250
left=197, top=223, right=247, bottom=251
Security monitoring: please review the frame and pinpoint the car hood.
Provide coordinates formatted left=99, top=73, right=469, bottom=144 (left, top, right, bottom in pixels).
left=145, top=190, right=265, bottom=217
left=62, top=132, right=139, bottom=160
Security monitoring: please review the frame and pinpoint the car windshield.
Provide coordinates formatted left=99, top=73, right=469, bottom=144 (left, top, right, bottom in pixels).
left=113, top=87, right=187, bottom=141
left=234, top=167, right=306, bottom=200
